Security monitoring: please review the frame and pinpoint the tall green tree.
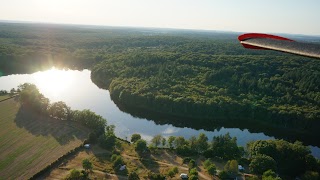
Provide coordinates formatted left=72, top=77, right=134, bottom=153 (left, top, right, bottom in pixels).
left=48, top=101, right=71, bottom=120
left=99, top=125, right=116, bottom=149
left=151, top=134, right=162, bottom=147
left=168, top=136, right=176, bottom=148
left=249, top=155, right=276, bottom=175
left=210, top=133, right=240, bottom=160
left=161, top=137, right=166, bottom=147
left=189, top=136, right=197, bottom=151
left=196, top=133, right=208, bottom=153
left=18, top=83, right=50, bottom=114
left=174, top=136, right=188, bottom=149
left=248, top=140, right=277, bottom=157
left=224, top=160, right=238, bottom=175
left=131, top=134, right=141, bottom=143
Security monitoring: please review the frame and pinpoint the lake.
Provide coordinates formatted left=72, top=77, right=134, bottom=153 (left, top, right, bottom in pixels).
left=0, top=68, right=319, bottom=158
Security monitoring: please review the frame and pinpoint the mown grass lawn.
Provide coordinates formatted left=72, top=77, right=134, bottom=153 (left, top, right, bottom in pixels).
left=0, top=98, right=90, bottom=179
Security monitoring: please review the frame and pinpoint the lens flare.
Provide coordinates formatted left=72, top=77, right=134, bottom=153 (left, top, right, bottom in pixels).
left=33, top=68, right=75, bottom=98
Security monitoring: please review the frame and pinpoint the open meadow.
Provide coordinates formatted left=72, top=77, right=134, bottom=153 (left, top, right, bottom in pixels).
left=0, top=98, right=90, bottom=179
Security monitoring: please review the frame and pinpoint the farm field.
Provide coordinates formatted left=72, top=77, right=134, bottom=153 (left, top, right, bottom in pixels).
left=0, top=98, right=90, bottom=179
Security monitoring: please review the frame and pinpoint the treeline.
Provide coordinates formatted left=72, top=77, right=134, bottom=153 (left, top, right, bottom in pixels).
left=0, top=22, right=251, bottom=75
left=131, top=133, right=320, bottom=179
left=17, top=83, right=114, bottom=144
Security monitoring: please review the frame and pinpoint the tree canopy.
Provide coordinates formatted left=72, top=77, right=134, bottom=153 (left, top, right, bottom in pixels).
left=82, top=159, right=93, bottom=172
left=131, top=134, right=142, bottom=143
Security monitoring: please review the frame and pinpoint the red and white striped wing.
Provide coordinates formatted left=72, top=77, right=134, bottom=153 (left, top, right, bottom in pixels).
left=238, top=33, right=320, bottom=59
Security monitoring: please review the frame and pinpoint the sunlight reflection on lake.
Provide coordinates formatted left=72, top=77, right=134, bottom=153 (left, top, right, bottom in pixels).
left=0, top=68, right=319, bottom=158
left=33, top=68, right=76, bottom=98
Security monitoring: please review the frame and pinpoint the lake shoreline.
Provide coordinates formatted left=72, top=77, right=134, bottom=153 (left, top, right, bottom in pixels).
left=109, top=93, right=320, bottom=148
left=1, top=69, right=319, bottom=159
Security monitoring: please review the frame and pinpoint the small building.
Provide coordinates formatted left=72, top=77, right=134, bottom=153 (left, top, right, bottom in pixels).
left=84, top=144, right=90, bottom=149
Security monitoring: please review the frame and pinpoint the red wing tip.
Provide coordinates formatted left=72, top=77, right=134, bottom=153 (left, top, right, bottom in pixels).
left=238, top=33, right=294, bottom=42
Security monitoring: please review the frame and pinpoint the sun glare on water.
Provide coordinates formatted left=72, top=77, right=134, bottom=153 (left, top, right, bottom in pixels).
left=33, top=68, right=75, bottom=98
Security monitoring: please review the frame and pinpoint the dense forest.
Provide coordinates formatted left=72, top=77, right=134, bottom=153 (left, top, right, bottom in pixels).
left=1, top=22, right=320, bottom=145
left=90, top=43, right=320, bottom=139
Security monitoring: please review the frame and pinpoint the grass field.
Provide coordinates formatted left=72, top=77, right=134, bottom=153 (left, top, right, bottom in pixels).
left=0, top=98, right=90, bottom=179
left=0, top=95, right=10, bottom=101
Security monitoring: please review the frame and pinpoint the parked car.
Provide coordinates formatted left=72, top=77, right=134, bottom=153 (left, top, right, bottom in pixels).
left=180, top=173, right=188, bottom=179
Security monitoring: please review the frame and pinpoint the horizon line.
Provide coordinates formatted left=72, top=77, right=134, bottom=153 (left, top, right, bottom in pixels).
left=0, top=19, right=319, bottom=38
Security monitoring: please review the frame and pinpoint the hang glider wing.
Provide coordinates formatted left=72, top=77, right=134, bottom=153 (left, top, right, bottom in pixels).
left=238, top=33, right=320, bottom=59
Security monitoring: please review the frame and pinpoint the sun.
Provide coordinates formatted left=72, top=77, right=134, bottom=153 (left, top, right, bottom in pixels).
left=33, top=68, right=75, bottom=98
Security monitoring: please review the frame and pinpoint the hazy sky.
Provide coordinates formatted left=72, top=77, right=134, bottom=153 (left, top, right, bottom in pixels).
left=0, top=0, right=319, bottom=35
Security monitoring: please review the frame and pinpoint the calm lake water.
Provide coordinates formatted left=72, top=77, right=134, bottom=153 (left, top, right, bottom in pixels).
left=0, top=68, right=319, bottom=158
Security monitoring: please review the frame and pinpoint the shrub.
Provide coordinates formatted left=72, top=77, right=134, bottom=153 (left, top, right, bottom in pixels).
left=82, top=159, right=93, bottom=172
left=167, top=166, right=179, bottom=177
left=188, top=159, right=196, bottom=170
left=172, top=166, right=179, bottom=174
left=147, top=172, right=166, bottom=180
left=203, top=159, right=212, bottom=169
left=128, top=171, right=140, bottom=180
left=224, top=160, right=238, bottom=175
left=112, top=155, right=124, bottom=169
left=111, top=154, right=118, bottom=162
left=262, top=169, right=282, bottom=180
left=188, top=174, right=198, bottom=180
left=67, top=169, right=81, bottom=179
left=167, top=170, right=176, bottom=178
left=135, top=139, right=147, bottom=153
left=183, top=157, right=192, bottom=164
left=218, top=170, right=230, bottom=179
left=189, top=168, right=198, bottom=176
left=188, top=168, right=198, bottom=180
left=207, top=164, right=217, bottom=176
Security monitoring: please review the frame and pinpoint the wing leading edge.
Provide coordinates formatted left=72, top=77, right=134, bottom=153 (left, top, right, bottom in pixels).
left=238, top=33, right=320, bottom=59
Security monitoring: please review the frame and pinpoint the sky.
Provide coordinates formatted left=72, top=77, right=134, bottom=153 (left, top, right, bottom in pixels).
left=0, top=0, right=319, bottom=35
